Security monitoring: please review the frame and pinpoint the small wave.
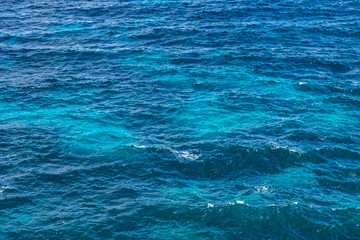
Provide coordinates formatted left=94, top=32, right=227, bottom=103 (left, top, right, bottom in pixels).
left=0, top=183, right=9, bottom=194
left=133, top=144, right=146, bottom=149
left=171, top=149, right=201, bottom=161
left=132, top=144, right=201, bottom=160
left=255, top=185, right=271, bottom=193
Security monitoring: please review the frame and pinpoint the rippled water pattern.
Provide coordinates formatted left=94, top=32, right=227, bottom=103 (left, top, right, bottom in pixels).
left=1, top=0, right=360, bottom=239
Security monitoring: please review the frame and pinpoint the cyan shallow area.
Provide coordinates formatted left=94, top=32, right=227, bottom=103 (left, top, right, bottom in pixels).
left=1, top=0, right=360, bottom=239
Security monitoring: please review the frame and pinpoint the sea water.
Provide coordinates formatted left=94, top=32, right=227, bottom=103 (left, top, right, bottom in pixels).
left=0, top=0, right=360, bottom=239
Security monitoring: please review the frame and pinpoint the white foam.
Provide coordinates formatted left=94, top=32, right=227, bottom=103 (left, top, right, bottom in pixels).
left=133, top=145, right=146, bottom=149
left=0, top=184, right=9, bottom=194
left=255, top=186, right=269, bottom=193
left=132, top=145, right=201, bottom=160
left=171, top=149, right=201, bottom=160
left=269, top=142, right=303, bottom=154
left=207, top=203, right=214, bottom=208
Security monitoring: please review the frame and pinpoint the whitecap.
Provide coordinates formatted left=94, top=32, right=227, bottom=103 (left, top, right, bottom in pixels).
left=132, top=145, right=201, bottom=160
left=0, top=184, right=9, bottom=194
left=255, top=185, right=270, bottom=193
left=133, top=144, right=146, bottom=149
left=171, top=149, right=201, bottom=160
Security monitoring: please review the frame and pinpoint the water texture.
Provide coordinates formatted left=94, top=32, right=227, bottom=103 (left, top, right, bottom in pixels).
left=1, top=0, right=360, bottom=239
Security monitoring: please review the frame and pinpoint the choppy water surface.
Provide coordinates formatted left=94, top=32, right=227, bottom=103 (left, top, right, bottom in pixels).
left=1, top=0, right=360, bottom=239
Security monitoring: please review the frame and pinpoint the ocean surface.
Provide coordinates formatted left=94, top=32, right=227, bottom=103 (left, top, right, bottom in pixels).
left=1, top=0, right=360, bottom=239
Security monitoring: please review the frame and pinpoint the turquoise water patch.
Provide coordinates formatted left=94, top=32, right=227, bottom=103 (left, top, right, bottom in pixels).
left=0, top=94, right=135, bottom=154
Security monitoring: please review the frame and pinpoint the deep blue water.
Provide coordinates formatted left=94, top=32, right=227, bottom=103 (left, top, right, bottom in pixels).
left=1, top=0, right=360, bottom=239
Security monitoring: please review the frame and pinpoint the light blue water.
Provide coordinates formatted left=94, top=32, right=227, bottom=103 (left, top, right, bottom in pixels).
left=0, top=0, right=360, bottom=239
